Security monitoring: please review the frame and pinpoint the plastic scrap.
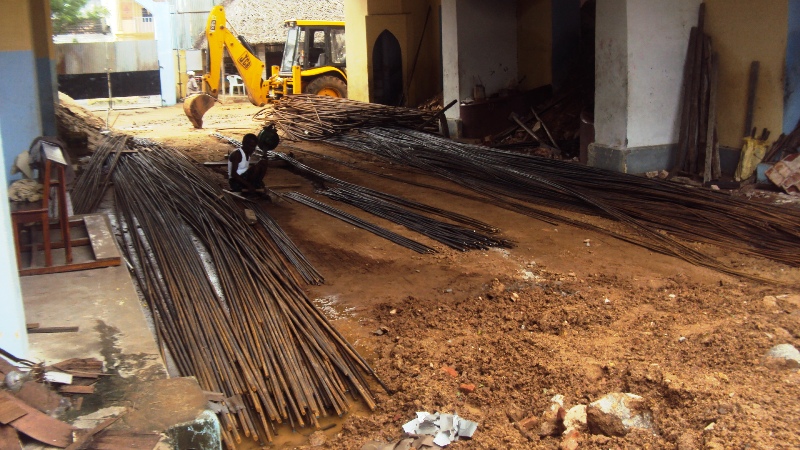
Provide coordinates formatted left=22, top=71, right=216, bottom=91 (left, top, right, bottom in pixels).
left=401, top=412, right=478, bottom=446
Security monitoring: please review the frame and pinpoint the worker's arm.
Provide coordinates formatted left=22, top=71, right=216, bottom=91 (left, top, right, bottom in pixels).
left=228, top=151, right=254, bottom=189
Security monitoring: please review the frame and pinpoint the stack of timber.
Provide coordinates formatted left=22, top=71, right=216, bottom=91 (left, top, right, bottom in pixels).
left=254, top=94, right=440, bottom=140
left=670, top=3, right=721, bottom=183
left=329, top=127, right=800, bottom=282
left=74, top=136, right=383, bottom=448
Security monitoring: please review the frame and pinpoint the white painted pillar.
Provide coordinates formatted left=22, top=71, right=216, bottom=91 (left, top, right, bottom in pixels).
left=0, top=127, right=29, bottom=361
left=139, top=0, right=177, bottom=106
left=441, top=0, right=460, bottom=127
left=591, top=0, right=700, bottom=173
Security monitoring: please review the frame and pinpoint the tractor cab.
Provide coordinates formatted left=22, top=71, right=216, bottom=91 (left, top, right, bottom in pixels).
left=279, top=20, right=346, bottom=76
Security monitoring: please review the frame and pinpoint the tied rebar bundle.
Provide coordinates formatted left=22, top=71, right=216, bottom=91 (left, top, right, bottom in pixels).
left=107, top=139, right=383, bottom=448
left=254, top=94, right=440, bottom=141
left=328, top=127, right=800, bottom=282
left=71, top=134, right=127, bottom=214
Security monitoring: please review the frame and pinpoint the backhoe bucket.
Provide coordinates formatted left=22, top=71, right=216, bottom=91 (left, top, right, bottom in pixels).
left=183, top=93, right=217, bottom=128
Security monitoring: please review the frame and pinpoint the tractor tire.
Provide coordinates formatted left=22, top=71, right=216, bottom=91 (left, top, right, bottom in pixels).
left=305, top=76, right=347, bottom=98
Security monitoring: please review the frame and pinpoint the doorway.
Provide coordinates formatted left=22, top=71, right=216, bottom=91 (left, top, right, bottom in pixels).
left=371, top=30, right=403, bottom=105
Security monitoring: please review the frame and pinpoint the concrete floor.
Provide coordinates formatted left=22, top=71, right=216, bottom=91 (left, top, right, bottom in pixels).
left=18, top=263, right=220, bottom=448
left=21, top=264, right=166, bottom=381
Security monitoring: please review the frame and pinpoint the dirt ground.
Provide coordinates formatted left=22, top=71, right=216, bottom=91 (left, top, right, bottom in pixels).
left=103, top=102, right=800, bottom=449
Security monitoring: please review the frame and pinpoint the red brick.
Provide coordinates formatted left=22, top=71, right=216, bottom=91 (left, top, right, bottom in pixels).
left=441, top=366, right=458, bottom=378
left=459, top=383, right=476, bottom=394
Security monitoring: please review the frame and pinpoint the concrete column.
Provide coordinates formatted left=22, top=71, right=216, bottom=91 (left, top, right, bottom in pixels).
left=138, top=0, right=177, bottom=106
left=0, top=0, right=45, bottom=173
left=0, top=127, right=29, bottom=360
left=591, top=0, right=700, bottom=173
left=442, top=0, right=517, bottom=136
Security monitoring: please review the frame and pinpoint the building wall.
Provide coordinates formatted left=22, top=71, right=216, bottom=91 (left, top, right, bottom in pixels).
left=344, top=0, right=370, bottom=101
left=705, top=0, right=787, bottom=148
left=626, top=0, right=698, bottom=148
left=345, top=0, right=442, bottom=105
left=786, top=0, right=800, bottom=132
left=0, top=0, right=56, bottom=172
left=551, top=0, right=580, bottom=90
left=517, top=0, right=552, bottom=91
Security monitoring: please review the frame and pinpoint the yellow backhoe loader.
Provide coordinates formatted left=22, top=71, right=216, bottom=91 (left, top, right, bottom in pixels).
left=184, top=5, right=347, bottom=128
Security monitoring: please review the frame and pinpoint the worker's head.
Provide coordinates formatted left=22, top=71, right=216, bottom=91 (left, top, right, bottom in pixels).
left=242, top=133, right=259, bottom=152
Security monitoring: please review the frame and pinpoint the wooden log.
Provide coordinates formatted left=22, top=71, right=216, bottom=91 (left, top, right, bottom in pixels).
left=686, top=4, right=706, bottom=174
left=744, top=61, right=760, bottom=137
left=669, top=26, right=699, bottom=178
left=704, top=52, right=719, bottom=183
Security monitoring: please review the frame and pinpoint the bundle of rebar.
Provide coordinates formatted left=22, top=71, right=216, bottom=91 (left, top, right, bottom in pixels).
left=283, top=192, right=436, bottom=254
left=262, top=150, right=511, bottom=251
left=102, top=139, right=382, bottom=448
left=253, top=94, right=440, bottom=140
left=71, top=134, right=127, bottom=214
left=328, top=127, right=800, bottom=280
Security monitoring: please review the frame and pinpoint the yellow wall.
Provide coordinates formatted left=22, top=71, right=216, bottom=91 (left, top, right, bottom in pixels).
left=517, top=0, right=552, bottom=90
left=344, top=0, right=370, bottom=101
left=705, top=0, right=787, bottom=148
left=2, top=0, right=34, bottom=52
left=345, top=0, right=441, bottom=105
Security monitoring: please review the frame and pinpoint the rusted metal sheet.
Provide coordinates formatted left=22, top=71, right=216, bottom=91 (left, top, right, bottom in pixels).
left=0, top=426, right=21, bottom=450
left=0, top=391, right=74, bottom=448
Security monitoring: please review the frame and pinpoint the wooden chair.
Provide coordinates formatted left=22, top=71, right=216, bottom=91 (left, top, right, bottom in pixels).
left=10, top=141, right=71, bottom=271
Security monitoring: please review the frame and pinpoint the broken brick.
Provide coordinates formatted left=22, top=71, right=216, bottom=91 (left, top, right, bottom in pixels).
left=441, top=366, right=458, bottom=378
left=459, top=383, right=476, bottom=394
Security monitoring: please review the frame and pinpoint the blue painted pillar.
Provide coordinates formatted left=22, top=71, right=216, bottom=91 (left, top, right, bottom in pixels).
left=785, top=0, right=800, bottom=132
left=0, top=0, right=57, bottom=179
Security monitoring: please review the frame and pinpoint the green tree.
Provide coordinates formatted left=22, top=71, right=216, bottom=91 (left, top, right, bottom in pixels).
left=51, top=0, right=108, bottom=35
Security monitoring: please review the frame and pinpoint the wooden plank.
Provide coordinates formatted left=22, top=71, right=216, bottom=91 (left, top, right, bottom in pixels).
left=704, top=52, right=719, bottom=183
left=19, top=258, right=120, bottom=277
left=65, top=416, right=116, bottom=450
left=686, top=6, right=706, bottom=174
left=669, top=26, right=699, bottom=178
left=744, top=61, right=760, bottom=137
left=59, top=386, right=95, bottom=395
left=0, top=425, right=21, bottom=450
left=0, top=402, right=27, bottom=425
left=28, top=326, right=79, bottom=334
left=83, top=215, right=120, bottom=261
left=0, top=391, right=73, bottom=448
left=91, top=431, right=161, bottom=450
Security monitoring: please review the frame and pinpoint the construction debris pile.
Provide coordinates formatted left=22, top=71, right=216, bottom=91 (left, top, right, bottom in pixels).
left=71, top=136, right=385, bottom=448
left=254, top=94, right=441, bottom=140
left=328, top=127, right=800, bottom=281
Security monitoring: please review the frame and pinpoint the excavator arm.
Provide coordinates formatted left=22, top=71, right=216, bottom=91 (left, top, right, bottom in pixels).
left=184, top=5, right=270, bottom=128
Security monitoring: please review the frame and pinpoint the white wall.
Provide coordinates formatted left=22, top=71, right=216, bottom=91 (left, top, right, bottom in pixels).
left=0, top=127, right=29, bottom=361
left=442, top=0, right=517, bottom=122
left=626, top=0, right=700, bottom=148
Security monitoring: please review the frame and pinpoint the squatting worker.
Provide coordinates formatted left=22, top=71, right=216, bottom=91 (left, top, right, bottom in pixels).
left=228, top=133, right=268, bottom=192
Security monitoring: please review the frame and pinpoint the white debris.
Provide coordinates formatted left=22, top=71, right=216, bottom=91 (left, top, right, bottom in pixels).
left=402, top=412, right=478, bottom=446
